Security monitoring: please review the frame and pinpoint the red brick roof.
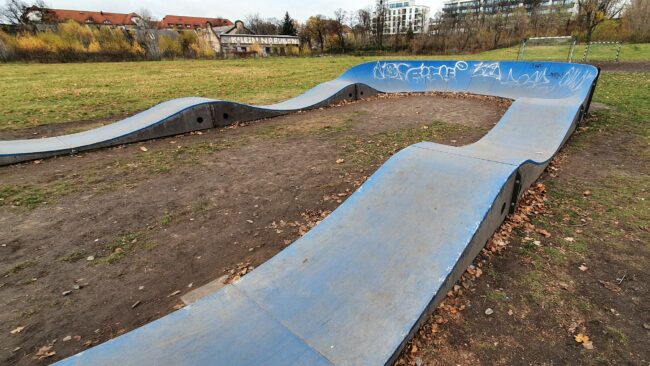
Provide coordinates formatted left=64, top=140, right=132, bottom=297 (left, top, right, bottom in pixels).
left=160, top=15, right=232, bottom=29
left=47, top=8, right=140, bottom=26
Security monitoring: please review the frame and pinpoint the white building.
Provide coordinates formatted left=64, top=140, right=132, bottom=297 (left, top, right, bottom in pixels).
left=372, top=0, right=431, bottom=35
left=442, top=0, right=579, bottom=17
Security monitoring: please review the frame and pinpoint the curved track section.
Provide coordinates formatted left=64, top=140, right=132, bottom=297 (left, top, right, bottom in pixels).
left=45, top=60, right=599, bottom=365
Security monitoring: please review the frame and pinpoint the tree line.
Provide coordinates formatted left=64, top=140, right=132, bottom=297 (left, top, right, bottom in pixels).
left=1, top=0, right=649, bottom=62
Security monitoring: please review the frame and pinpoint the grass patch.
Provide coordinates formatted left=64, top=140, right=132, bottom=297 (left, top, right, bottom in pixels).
left=3, top=47, right=648, bottom=132
left=521, top=271, right=545, bottom=303
left=4, top=260, right=36, bottom=276
left=0, top=185, right=47, bottom=207
left=0, top=182, right=75, bottom=208
left=105, top=232, right=147, bottom=264
left=59, top=250, right=87, bottom=263
left=344, top=121, right=479, bottom=166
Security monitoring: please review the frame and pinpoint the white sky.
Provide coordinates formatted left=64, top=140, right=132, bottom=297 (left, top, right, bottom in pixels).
left=44, top=0, right=448, bottom=22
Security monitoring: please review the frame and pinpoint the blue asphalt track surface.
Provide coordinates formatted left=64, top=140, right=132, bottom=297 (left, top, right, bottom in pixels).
left=7, top=60, right=598, bottom=366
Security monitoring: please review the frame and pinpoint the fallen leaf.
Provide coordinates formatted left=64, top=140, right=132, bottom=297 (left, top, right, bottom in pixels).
left=575, top=333, right=589, bottom=343
left=536, top=228, right=551, bottom=238
left=139, top=146, right=148, bottom=152
left=34, top=345, right=56, bottom=359
left=335, top=159, right=345, bottom=164
left=10, top=326, right=25, bottom=335
left=599, top=280, right=622, bottom=294
left=583, top=190, right=591, bottom=197
left=564, top=237, right=575, bottom=242
left=578, top=264, right=588, bottom=272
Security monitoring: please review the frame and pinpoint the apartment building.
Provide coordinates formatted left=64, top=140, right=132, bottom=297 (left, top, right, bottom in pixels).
left=372, top=0, right=431, bottom=35
left=442, top=0, right=579, bottom=16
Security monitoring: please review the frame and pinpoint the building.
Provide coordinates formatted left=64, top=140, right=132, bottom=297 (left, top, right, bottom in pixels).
left=442, top=0, right=579, bottom=17
left=23, top=7, right=145, bottom=29
left=207, top=20, right=300, bottom=56
left=159, top=15, right=232, bottom=30
left=372, top=0, right=431, bottom=35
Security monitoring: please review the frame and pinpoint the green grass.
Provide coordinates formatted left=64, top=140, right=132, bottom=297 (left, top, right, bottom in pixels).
left=105, top=232, right=147, bottom=264
left=0, top=182, right=74, bottom=208
left=1, top=44, right=648, bottom=131
left=481, top=43, right=650, bottom=62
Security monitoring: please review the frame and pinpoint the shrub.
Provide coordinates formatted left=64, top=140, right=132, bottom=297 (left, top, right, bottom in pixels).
left=158, top=35, right=182, bottom=58
left=15, top=34, right=50, bottom=58
left=0, top=31, right=16, bottom=60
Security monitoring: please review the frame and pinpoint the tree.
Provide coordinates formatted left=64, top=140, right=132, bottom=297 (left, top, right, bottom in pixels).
left=305, top=15, right=327, bottom=52
left=353, top=8, right=372, bottom=45
left=577, top=0, right=624, bottom=41
left=621, top=0, right=650, bottom=42
left=1, top=0, right=47, bottom=25
left=374, top=0, right=387, bottom=50
left=280, top=11, right=297, bottom=36
left=332, top=9, right=346, bottom=52
left=137, top=8, right=158, bottom=29
left=245, top=13, right=280, bottom=35
left=1, top=0, right=27, bottom=25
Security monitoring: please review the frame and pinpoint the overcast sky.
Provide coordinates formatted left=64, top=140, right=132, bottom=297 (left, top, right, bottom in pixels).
left=44, top=0, right=448, bottom=22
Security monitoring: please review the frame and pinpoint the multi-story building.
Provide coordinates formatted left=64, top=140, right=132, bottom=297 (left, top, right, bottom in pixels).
left=372, top=0, right=431, bottom=35
left=442, top=0, right=579, bottom=16
left=23, top=7, right=146, bottom=29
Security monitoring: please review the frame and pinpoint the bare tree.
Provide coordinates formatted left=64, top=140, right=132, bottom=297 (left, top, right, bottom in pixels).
left=374, top=0, right=387, bottom=49
left=137, top=8, right=158, bottom=29
left=577, top=0, right=624, bottom=41
left=356, top=8, right=371, bottom=42
left=622, top=0, right=650, bottom=42
left=1, top=0, right=27, bottom=25
left=333, top=9, right=347, bottom=52
left=245, top=13, right=280, bottom=35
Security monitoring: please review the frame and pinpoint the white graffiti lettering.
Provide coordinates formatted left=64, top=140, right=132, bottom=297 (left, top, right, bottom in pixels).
left=373, top=61, right=469, bottom=82
left=559, top=67, right=595, bottom=91
left=502, top=68, right=551, bottom=88
left=471, top=62, right=502, bottom=80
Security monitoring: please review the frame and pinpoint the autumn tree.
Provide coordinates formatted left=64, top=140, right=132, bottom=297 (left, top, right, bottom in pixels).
left=305, top=15, right=327, bottom=52
left=577, top=0, right=624, bottom=41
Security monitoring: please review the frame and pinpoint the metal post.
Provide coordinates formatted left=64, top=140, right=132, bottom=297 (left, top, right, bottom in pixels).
left=518, top=39, right=527, bottom=61
left=582, top=42, right=590, bottom=63
left=568, top=38, right=576, bottom=63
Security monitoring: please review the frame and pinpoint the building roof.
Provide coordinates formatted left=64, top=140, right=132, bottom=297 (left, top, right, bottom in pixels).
left=43, top=8, right=141, bottom=26
left=160, top=15, right=232, bottom=28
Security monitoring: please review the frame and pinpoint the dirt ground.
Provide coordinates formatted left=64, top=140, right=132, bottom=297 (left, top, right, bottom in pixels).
left=0, top=93, right=509, bottom=365
left=590, top=61, right=650, bottom=72
left=396, top=103, right=650, bottom=363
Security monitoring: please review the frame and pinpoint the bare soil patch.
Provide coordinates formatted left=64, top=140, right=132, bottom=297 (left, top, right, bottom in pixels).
left=590, top=61, right=650, bottom=72
left=0, top=93, right=509, bottom=365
